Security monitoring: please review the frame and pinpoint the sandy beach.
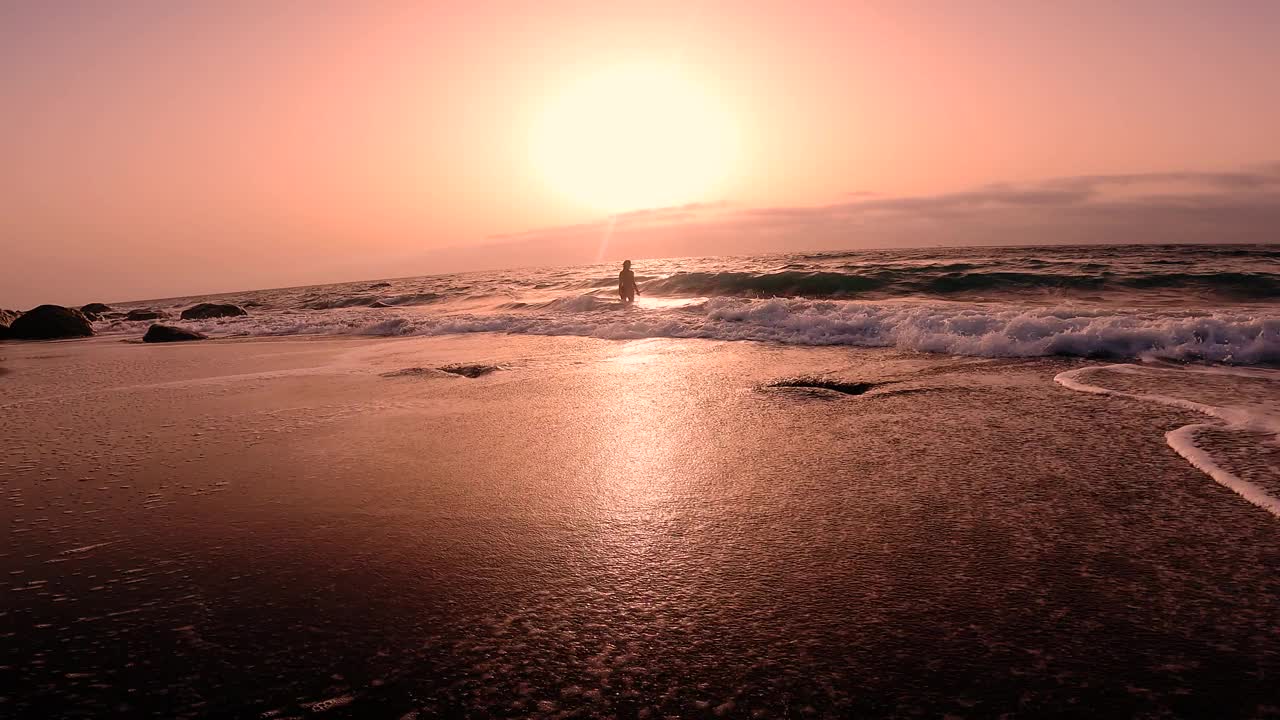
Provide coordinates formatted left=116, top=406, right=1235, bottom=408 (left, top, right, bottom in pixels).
left=3, top=333, right=1278, bottom=718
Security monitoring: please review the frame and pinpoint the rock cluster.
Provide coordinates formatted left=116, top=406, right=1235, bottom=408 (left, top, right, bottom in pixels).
left=0, top=301, right=243, bottom=342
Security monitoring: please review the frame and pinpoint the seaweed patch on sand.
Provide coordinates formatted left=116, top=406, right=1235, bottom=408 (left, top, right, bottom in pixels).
left=380, top=364, right=501, bottom=379
left=439, top=363, right=500, bottom=378
left=762, top=377, right=883, bottom=396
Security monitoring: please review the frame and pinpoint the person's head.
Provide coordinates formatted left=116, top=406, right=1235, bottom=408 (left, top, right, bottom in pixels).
left=622, top=260, right=632, bottom=269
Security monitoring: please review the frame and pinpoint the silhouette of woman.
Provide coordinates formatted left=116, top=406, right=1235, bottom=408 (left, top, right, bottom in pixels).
left=618, top=260, right=640, bottom=303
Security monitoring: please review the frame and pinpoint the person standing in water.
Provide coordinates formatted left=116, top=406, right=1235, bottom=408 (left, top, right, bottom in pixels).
left=618, top=260, right=640, bottom=304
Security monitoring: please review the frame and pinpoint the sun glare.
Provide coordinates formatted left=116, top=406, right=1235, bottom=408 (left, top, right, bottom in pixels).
left=531, top=64, right=738, bottom=214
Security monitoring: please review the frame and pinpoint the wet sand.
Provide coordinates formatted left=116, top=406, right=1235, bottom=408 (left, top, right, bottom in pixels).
left=2, top=334, right=1278, bottom=718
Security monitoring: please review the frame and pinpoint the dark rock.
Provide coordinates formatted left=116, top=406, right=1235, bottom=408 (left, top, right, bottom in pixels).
left=143, top=324, right=208, bottom=343
left=80, top=303, right=112, bottom=319
left=439, top=363, right=500, bottom=378
left=180, top=303, right=247, bottom=320
left=369, top=282, right=392, bottom=289
left=8, top=305, right=94, bottom=339
left=125, top=309, right=165, bottom=321
left=0, top=309, right=19, bottom=328
left=102, top=312, right=128, bottom=320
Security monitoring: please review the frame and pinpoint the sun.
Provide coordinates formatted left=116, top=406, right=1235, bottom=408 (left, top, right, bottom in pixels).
left=531, top=64, right=738, bottom=214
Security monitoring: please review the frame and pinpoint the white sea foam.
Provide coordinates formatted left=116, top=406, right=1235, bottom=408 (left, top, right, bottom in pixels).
left=160, top=297, right=1279, bottom=365
left=1055, top=364, right=1280, bottom=517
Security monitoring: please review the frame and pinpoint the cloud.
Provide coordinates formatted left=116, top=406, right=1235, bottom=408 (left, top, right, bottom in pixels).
left=735, top=166, right=1280, bottom=225
left=740, top=186, right=1094, bottom=222
left=1042, top=168, right=1280, bottom=192
left=420, top=165, right=1280, bottom=272
left=487, top=201, right=726, bottom=242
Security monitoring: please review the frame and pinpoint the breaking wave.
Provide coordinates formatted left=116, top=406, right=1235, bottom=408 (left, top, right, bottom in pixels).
left=171, top=297, right=1279, bottom=366
left=643, top=269, right=1280, bottom=300
left=93, top=244, right=1277, bottom=365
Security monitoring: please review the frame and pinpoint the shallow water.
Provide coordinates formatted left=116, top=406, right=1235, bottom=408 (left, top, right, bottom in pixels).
left=3, top=335, right=1279, bottom=718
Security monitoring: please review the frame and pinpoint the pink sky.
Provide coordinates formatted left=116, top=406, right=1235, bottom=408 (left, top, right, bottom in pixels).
left=3, top=1, right=1279, bottom=306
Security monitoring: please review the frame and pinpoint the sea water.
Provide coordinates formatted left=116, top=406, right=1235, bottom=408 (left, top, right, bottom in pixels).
left=99, top=244, right=1279, bottom=364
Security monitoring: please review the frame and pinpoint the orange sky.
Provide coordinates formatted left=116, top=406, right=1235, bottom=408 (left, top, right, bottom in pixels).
left=3, top=2, right=1279, bottom=306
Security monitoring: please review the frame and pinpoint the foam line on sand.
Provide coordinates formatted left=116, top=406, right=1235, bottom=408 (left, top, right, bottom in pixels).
left=1055, top=364, right=1280, bottom=518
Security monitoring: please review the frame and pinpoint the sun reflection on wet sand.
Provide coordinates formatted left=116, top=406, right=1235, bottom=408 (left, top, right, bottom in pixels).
left=576, top=340, right=695, bottom=571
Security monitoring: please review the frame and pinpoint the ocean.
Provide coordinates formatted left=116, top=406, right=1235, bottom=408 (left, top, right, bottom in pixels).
left=105, top=243, right=1279, bottom=365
